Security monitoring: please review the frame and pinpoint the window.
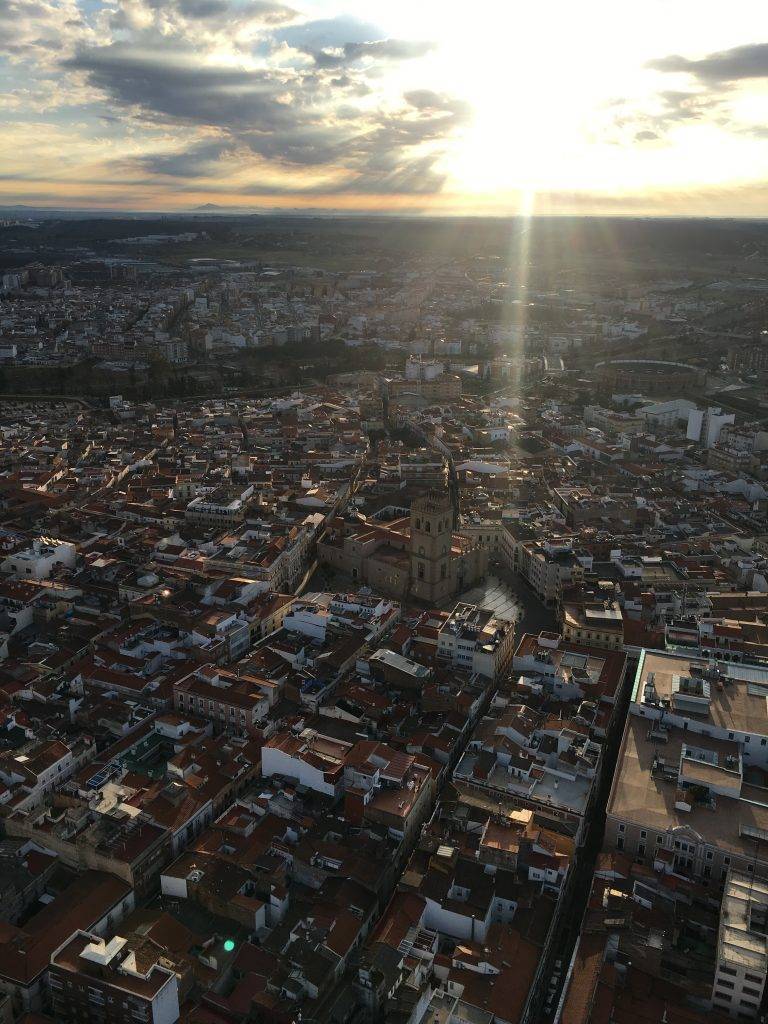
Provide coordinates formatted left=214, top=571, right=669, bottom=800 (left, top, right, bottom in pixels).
left=417, top=562, right=424, bottom=580
left=720, top=966, right=737, bottom=977
left=743, top=986, right=761, bottom=998
left=640, top=830, right=647, bottom=839
left=617, top=837, right=624, bottom=851
left=717, top=980, right=735, bottom=991
left=618, top=823, right=625, bottom=833
left=745, top=973, right=762, bottom=984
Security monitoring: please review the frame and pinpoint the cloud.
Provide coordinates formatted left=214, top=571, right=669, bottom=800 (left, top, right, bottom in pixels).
left=118, top=87, right=469, bottom=192
left=274, top=15, right=433, bottom=68
left=274, top=15, right=381, bottom=50
left=3, top=2, right=459, bottom=200
left=647, top=42, right=768, bottom=83
left=0, top=0, right=95, bottom=63
left=311, top=39, right=434, bottom=69
left=175, top=0, right=296, bottom=23
left=61, top=19, right=465, bottom=195
left=333, top=153, right=447, bottom=195
left=634, top=41, right=768, bottom=142
left=134, top=139, right=236, bottom=177
left=64, top=45, right=304, bottom=132
left=607, top=86, right=725, bottom=144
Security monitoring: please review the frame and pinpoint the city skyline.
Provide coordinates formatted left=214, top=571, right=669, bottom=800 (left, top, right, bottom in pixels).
left=1, top=0, right=768, bottom=215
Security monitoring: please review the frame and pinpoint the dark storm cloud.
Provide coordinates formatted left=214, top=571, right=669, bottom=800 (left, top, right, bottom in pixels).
left=175, top=0, right=297, bottom=22
left=122, top=88, right=469, bottom=190
left=113, top=85, right=469, bottom=194
left=647, top=42, right=768, bottom=83
left=310, top=39, right=434, bottom=69
left=136, top=139, right=234, bottom=176
left=67, top=45, right=367, bottom=167
left=64, top=45, right=302, bottom=131
left=62, top=13, right=460, bottom=196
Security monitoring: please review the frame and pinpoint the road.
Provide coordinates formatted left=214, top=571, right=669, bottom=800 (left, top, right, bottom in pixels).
left=533, top=657, right=637, bottom=1023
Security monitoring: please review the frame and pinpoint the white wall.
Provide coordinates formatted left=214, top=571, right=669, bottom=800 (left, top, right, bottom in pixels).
left=261, top=744, right=338, bottom=796
left=160, top=874, right=188, bottom=899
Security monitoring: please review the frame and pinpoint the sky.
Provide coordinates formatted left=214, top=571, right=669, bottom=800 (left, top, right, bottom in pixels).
left=1, top=0, right=768, bottom=215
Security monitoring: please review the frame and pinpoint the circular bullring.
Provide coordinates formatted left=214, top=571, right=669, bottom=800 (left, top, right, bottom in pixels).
left=594, top=359, right=706, bottom=394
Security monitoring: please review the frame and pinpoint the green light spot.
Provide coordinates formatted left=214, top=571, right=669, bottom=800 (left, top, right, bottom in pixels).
left=223, top=940, right=235, bottom=952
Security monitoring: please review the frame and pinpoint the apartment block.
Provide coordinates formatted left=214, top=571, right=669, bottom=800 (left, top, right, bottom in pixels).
left=50, top=932, right=179, bottom=1024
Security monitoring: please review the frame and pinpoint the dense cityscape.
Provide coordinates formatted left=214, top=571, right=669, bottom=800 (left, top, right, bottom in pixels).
left=0, top=212, right=765, bottom=1024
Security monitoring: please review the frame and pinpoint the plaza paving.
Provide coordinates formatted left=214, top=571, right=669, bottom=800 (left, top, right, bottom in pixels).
left=457, top=572, right=557, bottom=637
left=457, top=575, right=522, bottom=620
left=307, top=565, right=557, bottom=637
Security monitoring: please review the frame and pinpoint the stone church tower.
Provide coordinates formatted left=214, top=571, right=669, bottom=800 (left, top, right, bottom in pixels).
left=409, top=492, right=457, bottom=604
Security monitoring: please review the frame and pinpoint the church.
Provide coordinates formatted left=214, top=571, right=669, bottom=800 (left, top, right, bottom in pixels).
left=318, top=491, right=488, bottom=605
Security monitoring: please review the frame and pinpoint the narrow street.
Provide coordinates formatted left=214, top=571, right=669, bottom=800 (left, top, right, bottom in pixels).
left=532, top=657, right=637, bottom=1023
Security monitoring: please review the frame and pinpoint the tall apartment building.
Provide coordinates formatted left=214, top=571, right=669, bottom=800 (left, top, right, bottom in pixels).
left=184, top=493, right=246, bottom=529
left=436, top=601, right=515, bottom=679
left=687, top=407, right=736, bottom=449
left=173, top=664, right=271, bottom=736
left=516, top=538, right=586, bottom=607
left=561, top=598, right=624, bottom=650
left=50, top=932, right=179, bottom=1024
left=712, top=872, right=768, bottom=1020
left=606, top=651, right=768, bottom=885
left=553, top=487, right=639, bottom=528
